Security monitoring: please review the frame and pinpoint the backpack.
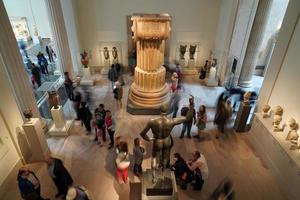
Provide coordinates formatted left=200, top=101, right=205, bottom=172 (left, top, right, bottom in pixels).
left=181, top=107, right=189, bottom=116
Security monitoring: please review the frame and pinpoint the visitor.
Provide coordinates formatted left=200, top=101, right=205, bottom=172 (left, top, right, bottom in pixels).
left=94, top=112, right=105, bottom=146
left=133, top=138, right=145, bottom=177
left=214, top=99, right=232, bottom=139
left=46, top=156, right=73, bottom=199
left=115, top=141, right=130, bottom=183
left=186, top=151, right=208, bottom=191
left=64, top=72, right=74, bottom=100
left=210, top=177, right=235, bottom=200
left=113, top=81, right=123, bottom=106
left=175, top=61, right=182, bottom=86
left=168, top=85, right=181, bottom=118
left=108, top=64, right=118, bottom=90
left=115, top=63, right=125, bottom=86
left=105, top=110, right=115, bottom=149
left=194, top=105, right=207, bottom=139
left=45, top=45, right=54, bottom=63
left=170, top=72, right=179, bottom=92
left=17, top=167, right=49, bottom=200
left=94, top=104, right=106, bottom=142
left=199, top=60, right=208, bottom=80
left=180, top=101, right=196, bottom=139
left=19, top=39, right=28, bottom=58
left=66, top=186, right=92, bottom=200
left=31, top=63, right=41, bottom=88
left=73, top=91, right=82, bottom=120
left=171, top=153, right=191, bottom=190
left=78, top=102, right=93, bottom=134
left=37, top=52, right=49, bottom=75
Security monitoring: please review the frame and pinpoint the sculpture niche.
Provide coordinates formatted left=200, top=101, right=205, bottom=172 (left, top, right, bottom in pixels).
left=103, top=47, right=109, bottom=60
left=112, top=46, right=118, bottom=60
left=139, top=104, right=187, bottom=183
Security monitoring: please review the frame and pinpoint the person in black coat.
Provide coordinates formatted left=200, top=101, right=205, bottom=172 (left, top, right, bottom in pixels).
left=46, top=156, right=73, bottom=199
left=17, top=167, right=49, bottom=200
left=78, top=102, right=92, bottom=133
left=171, top=153, right=191, bottom=190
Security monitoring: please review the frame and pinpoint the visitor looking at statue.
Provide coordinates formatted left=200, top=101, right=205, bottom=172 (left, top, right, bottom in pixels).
left=108, top=64, right=119, bottom=90
left=214, top=95, right=233, bottom=138
left=115, top=141, right=130, bottom=183
left=180, top=99, right=196, bottom=139
left=94, top=104, right=106, bottom=143
left=78, top=102, right=93, bottom=134
left=170, top=153, right=191, bottom=190
left=105, top=110, right=116, bottom=149
left=133, top=138, right=145, bottom=177
left=194, top=105, right=207, bottom=139
left=186, top=151, right=209, bottom=191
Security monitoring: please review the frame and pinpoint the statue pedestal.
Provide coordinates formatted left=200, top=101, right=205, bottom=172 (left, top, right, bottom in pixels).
left=22, top=118, right=49, bottom=162
left=141, top=169, right=177, bottom=200
left=81, top=67, right=94, bottom=86
left=179, top=59, right=186, bottom=68
left=188, top=59, right=195, bottom=67
left=104, top=59, right=111, bottom=68
left=234, top=102, right=252, bottom=132
left=51, top=106, right=65, bottom=129
left=205, top=67, right=218, bottom=87
left=49, top=106, right=72, bottom=136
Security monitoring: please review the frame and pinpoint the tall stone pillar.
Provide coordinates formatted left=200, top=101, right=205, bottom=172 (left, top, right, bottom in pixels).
left=238, top=0, right=273, bottom=88
left=45, top=0, right=74, bottom=77
left=127, top=14, right=171, bottom=114
left=0, top=0, right=40, bottom=117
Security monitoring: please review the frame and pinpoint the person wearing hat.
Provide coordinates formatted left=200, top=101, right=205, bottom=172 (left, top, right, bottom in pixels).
left=66, top=186, right=92, bottom=200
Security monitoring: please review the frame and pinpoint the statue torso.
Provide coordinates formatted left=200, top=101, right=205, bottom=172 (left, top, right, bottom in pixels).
left=149, top=116, right=175, bottom=139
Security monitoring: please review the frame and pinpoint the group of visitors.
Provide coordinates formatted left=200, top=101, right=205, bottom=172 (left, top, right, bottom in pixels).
left=171, top=151, right=209, bottom=191
left=17, top=155, right=91, bottom=200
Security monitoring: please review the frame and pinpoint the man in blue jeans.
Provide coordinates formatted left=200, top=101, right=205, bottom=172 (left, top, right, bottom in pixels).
left=180, top=103, right=196, bottom=138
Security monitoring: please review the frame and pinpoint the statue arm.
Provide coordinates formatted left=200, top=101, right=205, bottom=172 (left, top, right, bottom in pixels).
left=140, top=122, right=152, bottom=142
left=172, top=116, right=187, bottom=126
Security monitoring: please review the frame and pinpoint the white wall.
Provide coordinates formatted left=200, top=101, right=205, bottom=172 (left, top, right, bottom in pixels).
left=0, top=54, right=23, bottom=191
left=75, top=0, right=221, bottom=67
left=61, top=0, right=82, bottom=75
left=267, top=17, right=300, bottom=123
left=3, top=0, right=52, bottom=40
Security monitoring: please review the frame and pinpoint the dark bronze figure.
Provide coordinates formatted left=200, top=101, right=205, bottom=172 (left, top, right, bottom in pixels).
left=140, top=104, right=186, bottom=182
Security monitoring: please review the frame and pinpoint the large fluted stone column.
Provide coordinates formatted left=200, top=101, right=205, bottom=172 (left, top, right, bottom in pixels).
left=127, top=14, right=171, bottom=115
left=45, top=0, right=74, bottom=77
left=238, top=0, right=273, bottom=88
left=0, top=1, right=40, bottom=117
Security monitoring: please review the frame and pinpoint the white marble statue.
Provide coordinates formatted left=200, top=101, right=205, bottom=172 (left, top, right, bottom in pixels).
left=273, top=115, right=283, bottom=132
left=243, top=92, right=251, bottom=105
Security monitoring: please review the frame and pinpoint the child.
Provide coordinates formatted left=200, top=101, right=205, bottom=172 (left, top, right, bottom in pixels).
left=195, top=105, right=207, bottom=139
left=133, top=138, right=145, bottom=177
left=115, top=141, right=130, bottom=183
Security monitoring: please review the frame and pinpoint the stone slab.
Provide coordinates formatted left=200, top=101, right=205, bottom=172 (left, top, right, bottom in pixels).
left=48, top=120, right=73, bottom=136
left=141, top=169, right=178, bottom=200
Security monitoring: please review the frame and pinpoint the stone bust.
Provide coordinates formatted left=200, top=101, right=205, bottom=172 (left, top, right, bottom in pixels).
left=286, top=118, right=299, bottom=145
left=189, top=45, right=197, bottom=60
left=261, top=104, right=271, bottom=118
left=274, top=105, right=284, bottom=116
left=273, top=115, right=282, bottom=131
left=179, top=45, right=187, bottom=60
left=103, top=47, right=109, bottom=60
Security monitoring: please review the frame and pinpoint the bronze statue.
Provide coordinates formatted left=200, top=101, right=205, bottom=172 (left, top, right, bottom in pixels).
left=189, top=45, right=197, bottom=60
left=112, top=46, right=118, bottom=59
left=48, top=91, right=60, bottom=109
left=140, top=103, right=186, bottom=182
left=179, top=45, right=187, bottom=60
left=103, top=47, right=109, bottom=60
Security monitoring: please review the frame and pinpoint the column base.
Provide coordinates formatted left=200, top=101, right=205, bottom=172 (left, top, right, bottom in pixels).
left=127, top=83, right=170, bottom=115
left=238, top=80, right=253, bottom=88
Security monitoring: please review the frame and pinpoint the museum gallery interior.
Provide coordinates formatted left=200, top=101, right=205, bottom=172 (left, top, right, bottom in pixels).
left=0, top=0, right=299, bottom=199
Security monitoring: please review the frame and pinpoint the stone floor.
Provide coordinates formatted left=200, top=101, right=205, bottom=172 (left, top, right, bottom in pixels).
left=2, top=74, right=287, bottom=200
